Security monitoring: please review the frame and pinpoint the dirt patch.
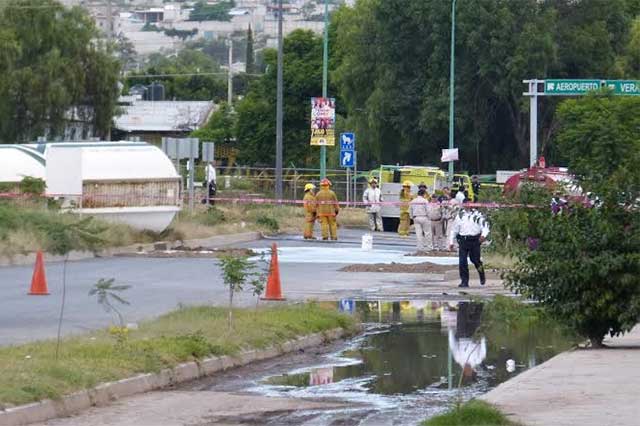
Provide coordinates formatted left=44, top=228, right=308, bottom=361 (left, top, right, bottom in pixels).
left=404, top=251, right=457, bottom=257
left=340, top=262, right=453, bottom=274
left=116, top=247, right=257, bottom=259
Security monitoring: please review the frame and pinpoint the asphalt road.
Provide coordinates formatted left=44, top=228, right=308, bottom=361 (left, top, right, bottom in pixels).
left=0, top=229, right=482, bottom=346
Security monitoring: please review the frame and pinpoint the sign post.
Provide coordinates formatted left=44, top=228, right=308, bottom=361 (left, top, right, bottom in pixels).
left=524, top=78, right=640, bottom=167
left=340, top=133, right=355, bottom=206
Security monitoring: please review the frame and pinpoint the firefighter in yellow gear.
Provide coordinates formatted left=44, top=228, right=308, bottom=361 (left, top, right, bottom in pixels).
left=398, top=181, right=413, bottom=236
left=303, top=183, right=317, bottom=239
left=315, top=178, right=339, bottom=240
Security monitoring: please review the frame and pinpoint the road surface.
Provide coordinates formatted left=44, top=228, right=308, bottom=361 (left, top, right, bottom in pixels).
left=0, top=229, right=501, bottom=345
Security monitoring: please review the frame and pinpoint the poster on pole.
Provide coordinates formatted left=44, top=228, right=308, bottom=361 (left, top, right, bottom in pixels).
left=310, top=97, right=336, bottom=146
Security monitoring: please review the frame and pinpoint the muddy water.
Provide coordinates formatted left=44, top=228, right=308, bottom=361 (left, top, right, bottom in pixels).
left=202, top=301, right=575, bottom=425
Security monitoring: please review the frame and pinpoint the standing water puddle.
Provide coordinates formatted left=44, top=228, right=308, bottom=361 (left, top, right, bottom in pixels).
left=204, top=300, right=576, bottom=425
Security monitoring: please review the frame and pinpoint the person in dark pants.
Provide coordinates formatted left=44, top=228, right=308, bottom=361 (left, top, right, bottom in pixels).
left=448, top=202, right=489, bottom=288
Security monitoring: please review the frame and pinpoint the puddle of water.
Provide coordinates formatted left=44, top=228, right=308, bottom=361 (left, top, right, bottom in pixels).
left=244, top=300, right=576, bottom=425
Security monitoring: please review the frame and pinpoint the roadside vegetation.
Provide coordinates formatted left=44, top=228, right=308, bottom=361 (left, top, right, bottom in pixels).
left=422, top=400, right=517, bottom=426
left=0, top=303, right=356, bottom=408
left=0, top=200, right=367, bottom=258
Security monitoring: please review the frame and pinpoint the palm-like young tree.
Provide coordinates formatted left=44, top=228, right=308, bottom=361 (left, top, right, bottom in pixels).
left=89, top=278, right=131, bottom=326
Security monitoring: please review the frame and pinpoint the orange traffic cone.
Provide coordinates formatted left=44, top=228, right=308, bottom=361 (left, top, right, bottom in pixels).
left=28, top=251, right=50, bottom=295
left=262, top=243, right=285, bottom=301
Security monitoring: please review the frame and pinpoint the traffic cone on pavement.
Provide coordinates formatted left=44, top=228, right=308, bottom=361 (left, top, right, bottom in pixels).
left=28, top=251, right=50, bottom=295
left=262, top=243, right=285, bottom=301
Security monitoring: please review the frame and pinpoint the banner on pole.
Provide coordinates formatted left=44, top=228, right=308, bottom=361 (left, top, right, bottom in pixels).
left=441, top=148, right=459, bottom=162
left=310, top=97, right=335, bottom=146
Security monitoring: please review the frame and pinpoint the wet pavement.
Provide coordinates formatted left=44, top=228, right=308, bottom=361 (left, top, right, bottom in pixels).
left=186, top=300, right=576, bottom=426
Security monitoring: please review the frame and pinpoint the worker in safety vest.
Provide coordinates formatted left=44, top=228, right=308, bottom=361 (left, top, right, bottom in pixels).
left=398, top=181, right=413, bottom=236
left=303, top=183, right=317, bottom=240
left=315, top=178, right=339, bottom=240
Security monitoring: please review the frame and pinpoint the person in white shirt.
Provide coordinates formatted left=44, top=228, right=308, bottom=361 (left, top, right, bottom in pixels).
left=204, top=161, right=217, bottom=204
left=455, top=185, right=467, bottom=204
left=363, top=178, right=383, bottom=232
left=448, top=202, right=489, bottom=287
left=409, top=189, right=431, bottom=253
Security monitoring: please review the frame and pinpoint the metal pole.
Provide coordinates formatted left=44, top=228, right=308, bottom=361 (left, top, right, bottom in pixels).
left=275, top=0, right=284, bottom=200
left=346, top=167, right=350, bottom=207
left=320, top=0, right=329, bottom=179
left=353, top=151, right=358, bottom=207
left=448, top=0, right=457, bottom=181
left=227, top=39, right=233, bottom=106
left=448, top=329, right=453, bottom=390
left=529, top=80, right=538, bottom=167
left=106, top=0, right=113, bottom=42
left=188, top=142, right=195, bottom=213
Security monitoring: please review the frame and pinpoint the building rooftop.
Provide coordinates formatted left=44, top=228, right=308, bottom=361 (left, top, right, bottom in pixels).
left=114, top=100, right=216, bottom=132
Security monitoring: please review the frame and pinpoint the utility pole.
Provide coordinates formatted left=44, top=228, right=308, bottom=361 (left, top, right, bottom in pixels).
left=106, top=0, right=113, bottom=42
left=227, top=39, right=233, bottom=106
left=275, top=0, right=284, bottom=199
left=448, top=0, right=457, bottom=181
left=320, top=0, right=329, bottom=179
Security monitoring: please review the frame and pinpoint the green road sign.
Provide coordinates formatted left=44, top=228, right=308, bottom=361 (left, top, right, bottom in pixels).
left=544, top=79, right=601, bottom=95
left=604, top=80, right=640, bottom=96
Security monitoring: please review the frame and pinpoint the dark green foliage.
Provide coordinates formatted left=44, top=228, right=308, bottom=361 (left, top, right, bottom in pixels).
left=236, top=30, right=336, bottom=167
left=246, top=25, right=255, bottom=74
left=505, top=94, right=640, bottom=347
left=18, top=177, right=46, bottom=196
left=192, top=102, right=236, bottom=144
left=0, top=0, right=121, bottom=142
left=189, top=1, right=235, bottom=22
left=331, top=0, right=640, bottom=171
left=128, top=49, right=225, bottom=101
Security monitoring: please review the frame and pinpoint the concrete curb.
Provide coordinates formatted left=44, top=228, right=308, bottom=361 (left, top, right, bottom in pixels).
left=0, top=232, right=262, bottom=267
left=0, top=327, right=348, bottom=426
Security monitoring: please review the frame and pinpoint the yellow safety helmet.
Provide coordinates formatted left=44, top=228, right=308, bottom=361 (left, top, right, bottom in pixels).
left=304, top=183, right=315, bottom=191
left=403, top=181, right=412, bottom=187
left=369, top=177, right=378, bottom=184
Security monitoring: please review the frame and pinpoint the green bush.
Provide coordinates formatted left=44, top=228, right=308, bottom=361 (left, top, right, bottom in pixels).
left=19, top=176, right=46, bottom=196
left=256, top=214, right=279, bottom=233
left=422, top=400, right=515, bottom=426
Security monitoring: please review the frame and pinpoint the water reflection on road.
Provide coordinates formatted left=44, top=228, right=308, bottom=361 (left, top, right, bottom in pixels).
left=237, top=301, right=574, bottom=425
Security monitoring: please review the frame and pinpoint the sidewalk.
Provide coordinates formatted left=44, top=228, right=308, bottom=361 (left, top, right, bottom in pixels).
left=482, top=327, right=640, bottom=426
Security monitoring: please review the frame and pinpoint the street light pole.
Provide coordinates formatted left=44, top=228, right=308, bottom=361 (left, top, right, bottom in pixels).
left=448, top=0, right=457, bottom=181
left=320, top=0, right=329, bottom=180
left=275, top=0, right=284, bottom=199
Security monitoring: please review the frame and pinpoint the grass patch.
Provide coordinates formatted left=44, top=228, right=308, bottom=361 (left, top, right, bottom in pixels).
left=423, top=400, right=517, bottom=426
left=483, top=252, right=516, bottom=271
left=0, top=303, right=356, bottom=408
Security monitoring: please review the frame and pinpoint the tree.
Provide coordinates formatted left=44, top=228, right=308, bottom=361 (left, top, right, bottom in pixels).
left=331, top=0, right=639, bottom=171
left=45, top=216, right=106, bottom=359
left=235, top=30, right=341, bottom=166
left=128, top=49, right=226, bottom=101
left=505, top=93, right=640, bottom=347
left=189, top=0, right=235, bottom=22
left=191, top=102, right=236, bottom=144
left=218, top=255, right=264, bottom=329
left=246, top=25, right=255, bottom=74
left=0, top=0, right=121, bottom=142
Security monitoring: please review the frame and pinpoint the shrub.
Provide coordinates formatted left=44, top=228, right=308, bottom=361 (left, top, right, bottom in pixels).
left=256, top=214, right=279, bottom=233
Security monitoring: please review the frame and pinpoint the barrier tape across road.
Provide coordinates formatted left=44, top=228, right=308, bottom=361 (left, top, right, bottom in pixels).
left=0, top=192, right=541, bottom=209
